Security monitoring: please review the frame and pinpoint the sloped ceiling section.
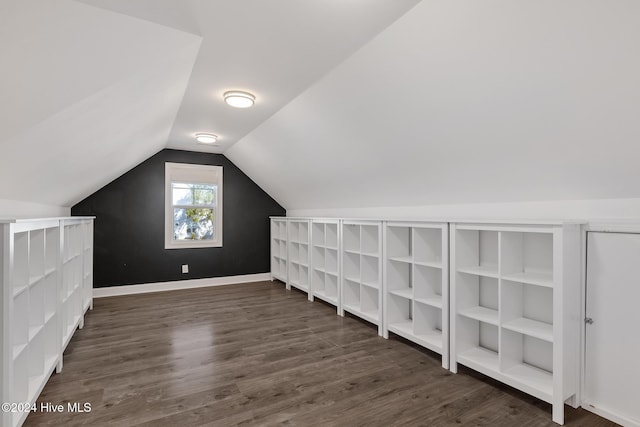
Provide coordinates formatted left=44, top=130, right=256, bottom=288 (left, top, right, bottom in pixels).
left=0, top=0, right=201, bottom=207
left=78, top=0, right=421, bottom=154
left=226, top=0, right=640, bottom=211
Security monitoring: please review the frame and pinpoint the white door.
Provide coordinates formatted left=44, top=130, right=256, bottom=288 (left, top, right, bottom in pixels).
left=585, top=232, right=640, bottom=427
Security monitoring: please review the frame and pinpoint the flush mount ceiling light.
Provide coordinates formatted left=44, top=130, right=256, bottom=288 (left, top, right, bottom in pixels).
left=195, top=133, right=218, bottom=144
left=223, top=90, right=255, bottom=108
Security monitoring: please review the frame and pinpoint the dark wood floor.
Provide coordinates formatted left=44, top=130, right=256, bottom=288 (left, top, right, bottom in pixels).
left=26, top=281, right=615, bottom=427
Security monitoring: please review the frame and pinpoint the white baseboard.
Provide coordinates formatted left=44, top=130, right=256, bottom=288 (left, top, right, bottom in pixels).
left=582, top=402, right=640, bottom=427
left=93, top=273, right=272, bottom=298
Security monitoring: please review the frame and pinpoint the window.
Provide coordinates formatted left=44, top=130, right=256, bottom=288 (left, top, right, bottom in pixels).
left=165, top=162, right=222, bottom=249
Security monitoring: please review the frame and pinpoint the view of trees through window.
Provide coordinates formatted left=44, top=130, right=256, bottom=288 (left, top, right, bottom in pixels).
left=172, top=182, right=217, bottom=241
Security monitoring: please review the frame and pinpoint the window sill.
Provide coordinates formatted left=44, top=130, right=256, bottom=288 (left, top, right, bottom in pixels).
left=165, top=240, right=222, bottom=250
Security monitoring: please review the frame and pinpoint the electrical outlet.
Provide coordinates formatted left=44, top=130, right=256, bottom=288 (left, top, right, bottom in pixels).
left=182, top=264, right=189, bottom=274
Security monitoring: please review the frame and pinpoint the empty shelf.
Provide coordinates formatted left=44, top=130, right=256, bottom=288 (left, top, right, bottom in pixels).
left=389, top=288, right=412, bottom=299
left=503, top=317, right=553, bottom=342
left=502, top=271, right=554, bottom=288
left=457, top=265, right=499, bottom=278
left=414, top=296, right=443, bottom=309
left=458, top=306, right=499, bottom=325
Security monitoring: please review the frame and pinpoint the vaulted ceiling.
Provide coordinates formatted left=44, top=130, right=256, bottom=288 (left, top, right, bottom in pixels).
left=227, top=0, right=640, bottom=211
left=0, top=0, right=419, bottom=207
left=2, top=0, right=640, bottom=212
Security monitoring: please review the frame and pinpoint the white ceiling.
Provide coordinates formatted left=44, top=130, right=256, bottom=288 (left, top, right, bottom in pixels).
left=0, top=0, right=419, bottom=207
left=227, top=0, right=640, bottom=212
left=4, top=0, right=640, bottom=213
left=77, top=0, right=421, bottom=152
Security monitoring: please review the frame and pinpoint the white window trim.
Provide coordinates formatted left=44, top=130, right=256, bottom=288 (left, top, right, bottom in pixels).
left=165, top=162, right=223, bottom=249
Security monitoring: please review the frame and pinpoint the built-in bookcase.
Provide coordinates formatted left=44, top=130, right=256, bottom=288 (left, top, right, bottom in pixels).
left=341, top=220, right=383, bottom=335
left=383, top=222, right=449, bottom=368
left=450, top=222, right=581, bottom=425
left=310, top=219, right=340, bottom=311
left=287, top=219, right=311, bottom=298
left=1, top=217, right=94, bottom=427
left=270, top=218, right=287, bottom=282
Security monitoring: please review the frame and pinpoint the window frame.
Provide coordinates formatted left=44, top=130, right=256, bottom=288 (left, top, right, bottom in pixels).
left=164, top=162, right=223, bottom=249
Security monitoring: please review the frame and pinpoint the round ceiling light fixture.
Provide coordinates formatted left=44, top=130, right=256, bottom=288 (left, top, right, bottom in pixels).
left=195, top=133, right=218, bottom=144
left=223, top=90, right=255, bottom=108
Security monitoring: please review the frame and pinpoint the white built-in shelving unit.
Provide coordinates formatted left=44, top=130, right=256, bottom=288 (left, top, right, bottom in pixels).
left=341, top=220, right=383, bottom=335
left=450, top=221, right=581, bottom=425
left=286, top=218, right=311, bottom=299
left=270, top=218, right=287, bottom=283
left=268, top=216, right=582, bottom=425
left=383, top=222, right=449, bottom=368
left=310, top=219, right=341, bottom=312
left=1, top=217, right=94, bottom=427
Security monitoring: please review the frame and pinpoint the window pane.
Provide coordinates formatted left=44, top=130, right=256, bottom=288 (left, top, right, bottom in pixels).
left=172, top=183, right=216, bottom=206
left=173, top=208, right=214, bottom=241
left=193, top=186, right=216, bottom=205
left=172, top=183, right=193, bottom=205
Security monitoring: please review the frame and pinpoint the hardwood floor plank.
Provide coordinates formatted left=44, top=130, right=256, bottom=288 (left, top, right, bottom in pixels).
left=24, top=281, right=617, bottom=427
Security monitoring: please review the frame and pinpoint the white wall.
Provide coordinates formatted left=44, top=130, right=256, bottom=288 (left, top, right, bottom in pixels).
left=227, top=0, right=640, bottom=215
left=288, top=198, right=640, bottom=222
left=0, top=198, right=70, bottom=219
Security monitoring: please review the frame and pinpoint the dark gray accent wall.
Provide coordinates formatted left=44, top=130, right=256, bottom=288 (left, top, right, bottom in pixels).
left=71, top=149, right=285, bottom=288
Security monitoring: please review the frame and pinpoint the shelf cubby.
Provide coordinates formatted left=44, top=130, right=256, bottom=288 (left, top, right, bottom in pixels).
left=457, top=317, right=500, bottom=372
left=299, top=244, right=309, bottom=267
left=12, top=350, right=29, bottom=403
left=28, top=331, right=45, bottom=381
left=299, top=265, right=309, bottom=288
left=13, top=291, right=29, bottom=359
left=387, top=293, right=412, bottom=327
left=502, top=232, right=554, bottom=287
left=289, top=242, right=300, bottom=264
left=413, top=301, right=443, bottom=351
left=456, top=229, right=499, bottom=278
left=44, top=273, right=57, bottom=322
left=361, top=225, right=379, bottom=255
left=451, top=222, right=581, bottom=425
left=387, top=226, right=411, bottom=259
left=312, top=222, right=325, bottom=246
left=501, top=329, right=553, bottom=400
left=325, top=248, right=338, bottom=274
left=360, top=285, right=380, bottom=322
left=312, top=269, right=325, bottom=295
left=289, top=263, right=299, bottom=284
left=29, top=230, right=45, bottom=284
left=325, top=273, right=338, bottom=299
left=383, top=222, right=449, bottom=367
left=45, top=227, right=59, bottom=273
left=361, top=254, right=379, bottom=288
left=413, top=264, right=442, bottom=308
left=414, top=227, right=442, bottom=266
left=387, top=259, right=411, bottom=295
left=456, top=273, right=499, bottom=325
left=14, top=232, right=29, bottom=293
left=343, top=224, right=360, bottom=253
left=343, top=251, right=360, bottom=282
left=343, top=278, right=360, bottom=309
left=502, top=280, right=553, bottom=342
left=326, top=223, right=338, bottom=248
left=29, top=280, right=45, bottom=339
